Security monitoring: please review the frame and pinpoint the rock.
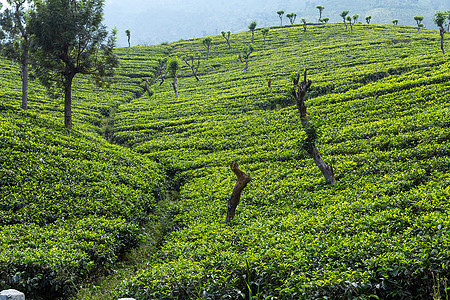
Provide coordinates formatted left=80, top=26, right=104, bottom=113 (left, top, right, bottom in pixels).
left=0, top=289, right=25, bottom=300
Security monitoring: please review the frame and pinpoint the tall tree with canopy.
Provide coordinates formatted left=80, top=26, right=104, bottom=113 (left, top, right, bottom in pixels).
left=125, top=29, right=131, bottom=47
left=261, top=28, right=269, bottom=43
left=248, top=21, right=257, bottom=43
left=414, top=16, right=424, bottom=32
left=29, top=0, right=119, bottom=129
left=202, top=37, right=212, bottom=59
left=221, top=30, right=231, bottom=48
left=168, top=58, right=180, bottom=98
left=365, top=16, right=372, bottom=24
left=340, top=10, right=349, bottom=29
left=433, top=11, right=448, bottom=54
left=277, top=10, right=284, bottom=26
left=0, top=0, right=32, bottom=110
left=316, top=5, right=324, bottom=23
left=346, top=16, right=353, bottom=34
left=301, top=18, right=307, bottom=32
left=392, top=19, right=399, bottom=25
left=241, top=44, right=253, bottom=72
left=286, top=12, right=296, bottom=25
left=352, top=14, right=359, bottom=24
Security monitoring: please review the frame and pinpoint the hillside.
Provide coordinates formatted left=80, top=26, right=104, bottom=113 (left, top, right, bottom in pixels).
left=1, top=22, right=450, bottom=299
left=111, top=24, right=450, bottom=299
left=104, top=0, right=448, bottom=46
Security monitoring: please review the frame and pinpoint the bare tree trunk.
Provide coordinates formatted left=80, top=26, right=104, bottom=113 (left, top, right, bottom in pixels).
left=244, top=58, right=249, bottom=72
left=64, top=73, right=75, bottom=129
left=292, top=70, right=335, bottom=184
left=21, top=60, right=28, bottom=110
left=206, top=47, right=210, bottom=60
left=172, top=73, right=179, bottom=98
left=251, top=30, right=254, bottom=44
left=440, top=27, right=445, bottom=55
left=226, top=162, right=252, bottom=222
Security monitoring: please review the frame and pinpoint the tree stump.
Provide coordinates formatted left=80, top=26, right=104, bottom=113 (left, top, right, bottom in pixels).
left=226, top=162, right=252, bottom=222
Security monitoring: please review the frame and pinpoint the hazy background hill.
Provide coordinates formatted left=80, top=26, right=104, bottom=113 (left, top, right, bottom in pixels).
left=104, top=0, right=448, bottom=47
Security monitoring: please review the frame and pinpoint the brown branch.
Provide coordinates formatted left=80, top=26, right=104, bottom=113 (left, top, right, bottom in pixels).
left=226, top=162, right=252, bottom=222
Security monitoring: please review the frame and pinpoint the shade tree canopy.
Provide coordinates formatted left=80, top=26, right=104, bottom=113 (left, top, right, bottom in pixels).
left=366, top=16, right=372, bottom=24
left=0, top=0, right=32, bottom=110
left=29, top=0, right=119, bottom=129
left=316, top=5, right=324, bottom=22
left=248, top=21, right=257, bottom=43
left=277, top=10, right=284, bottom=26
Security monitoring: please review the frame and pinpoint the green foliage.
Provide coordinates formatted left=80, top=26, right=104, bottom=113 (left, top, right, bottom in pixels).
left=393, top=19, right=399, bottom=25
left=3, top=20, right=450, bottom=300
left=366, top=15, right=372, bottom=24
left=248, top=21, right=257, bottom=31
left=433, top=11, right=447, bottom=28
left=106, top=24, right=450, bottom=300
left=414, top=16, right=424, bottom=25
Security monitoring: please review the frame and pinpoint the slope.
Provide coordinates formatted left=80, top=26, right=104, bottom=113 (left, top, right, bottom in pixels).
left=107, top=24, right=450, bottom=299
left=0, top=48, right=167, bottom=299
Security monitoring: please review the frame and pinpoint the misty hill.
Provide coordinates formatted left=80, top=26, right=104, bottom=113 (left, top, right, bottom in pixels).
left=104, top=0, right=448, bottom=46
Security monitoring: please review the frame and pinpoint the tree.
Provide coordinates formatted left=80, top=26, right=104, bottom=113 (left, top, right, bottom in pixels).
left=0, top=0, right=32, bottom=110
left=248, top=21, right=257, bottom=43
left=241, top=44, right=253, bottom=72
left=321, top=17, right=330, bottom=24
left=29, top=0, right=119, bottom=129
left=156, top=57, right=168, bottom=86
left=316, top=5, right=324, bottom=23
left=414, top=16, right=424, bottom=32
left=346, top=16, right=353, bottom=34
left=286, top=12, right=297, bottom=25
left=352, top=14, right=359, bottom=24
left=301, top=18, right=307, bottom=32
left=221, top=30, right=231, bottom=48
left=182, top=54, right=200, bottom=81
left=202, top=37, right=212, bottom=60
left=392, top=19, right=399, bottom=25
left=433, top=11, right=447, bottom=54
left=226, top=162, right=251, bottom=222
left=168, top=58, right=180, bottom=98
left=366, top=16, right=372, bottom=24
left=125, top=29, right=131, bottom=47
left=340, top=10, right=349, bottom=29
left=290, top=70, right=335, bottom=184
left=261, top=28, right=269, bottom=43
left=277, top=10, right=284, bottom=26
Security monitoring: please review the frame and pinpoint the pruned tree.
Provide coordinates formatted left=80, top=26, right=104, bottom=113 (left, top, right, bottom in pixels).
left=261, top=28, right=269, bottom=43
left=182, top=54, right=200, bottom=81
left=202, top=37, right=212, bottom=60
left=0, top=0, right=32, bottom=110
left=340, top=10, right=349, bottom=29
left=366, top=16, right=372, bottom=24
left=157, top=57, right=168, bottom=86
left=392, top=19, right=399, bottom=25
left=286, top=12, right=297, bottom=25
left=221, top=30, right=231, bottom=48
left=277, top=10, right=284, bottom=26
left=226, top=162, right=251, bottom=222
left=346, top=16, right=353, bottom=34
left=241, top=44, right=254, bottom=72
left=29, top=0, right=119, bottom=130
left=290, top=70, right=335, bottom=184
left=414, top=16, right=424, bottom=32
left=433, top=11, right=447, bottom=54
left=352, top=14, right=359, bottom=24
left=248, top=21, right=257, bottom=44
left=168, top=58, right=180, bottom=98
left=321, top=17, right=330, bottom=24
left=301, top=18, right=307, bottom=32
left=125, top=29, right=131, bottom=47
left=316, top=5, right=325, bottom=23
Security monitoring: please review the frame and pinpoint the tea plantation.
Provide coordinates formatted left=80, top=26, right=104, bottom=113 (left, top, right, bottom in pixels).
left=1, top=23, right=450, bottom=299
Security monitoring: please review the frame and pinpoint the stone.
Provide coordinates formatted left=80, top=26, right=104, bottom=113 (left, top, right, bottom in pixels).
left=0, top=289, right=25, bottom=300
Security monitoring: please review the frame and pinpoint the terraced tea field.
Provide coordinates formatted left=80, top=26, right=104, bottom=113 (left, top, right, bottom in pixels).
left=1, top=23, right=450, bottom=299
